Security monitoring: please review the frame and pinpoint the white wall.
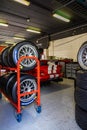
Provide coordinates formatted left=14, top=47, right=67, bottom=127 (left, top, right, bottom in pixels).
left=48, top=33, right=87, bottom=61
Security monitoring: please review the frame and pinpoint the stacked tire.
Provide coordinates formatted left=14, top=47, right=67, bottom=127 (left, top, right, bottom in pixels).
left=0, top=41, right=40, bottom=70
left=0, top=41, right=40, bottom=106
left=0, top=73, right=37, bottom=106
left=75, top=42, right=87, bottom=130
left=75, top=70, right=87, bottom=130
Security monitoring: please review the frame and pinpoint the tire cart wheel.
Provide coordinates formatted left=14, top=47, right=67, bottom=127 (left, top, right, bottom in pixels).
left=36, top=106, right=41, bottom=113
left=15, top=111, right=22, bottom=122
left=34, top=103, right=41, bottom=113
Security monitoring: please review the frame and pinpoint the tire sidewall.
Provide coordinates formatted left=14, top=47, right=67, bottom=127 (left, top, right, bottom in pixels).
left=77, top=42, right=87, bottom=70
left=11, top=74, right=37, bottom=106
left=9, top=41, right=40, bottom=70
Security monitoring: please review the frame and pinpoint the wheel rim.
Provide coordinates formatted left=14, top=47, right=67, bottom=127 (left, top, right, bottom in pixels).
left=82, top=47, right=87, bottom=66
left=18, top=44, right=38, bottom=68
left=20, top=78, right=37, bottom=103
left=78, top=44, right=87, bottom=70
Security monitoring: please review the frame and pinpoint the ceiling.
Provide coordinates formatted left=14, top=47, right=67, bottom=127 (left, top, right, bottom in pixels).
left=0, top=0, right=87, bottom=48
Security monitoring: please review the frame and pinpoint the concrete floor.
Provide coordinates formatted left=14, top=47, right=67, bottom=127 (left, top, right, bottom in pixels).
left=0, top=78, right=81, bottom=130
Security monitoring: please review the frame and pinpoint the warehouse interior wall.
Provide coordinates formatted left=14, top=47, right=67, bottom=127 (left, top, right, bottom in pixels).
left=48, top=33, right=87, bottom=61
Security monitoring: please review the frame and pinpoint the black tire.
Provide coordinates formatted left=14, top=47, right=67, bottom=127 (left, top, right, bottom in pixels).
left=76, top=70, right=87, bottom=81
left=0, top=73, right=16, bottom=94
left=75, top=104, right=87, bottom=130
left=75, top=87, right=87, bottom=111
left=7, top=74, right=37, bottom=106
left=74, top=79, right=76, bottom=88
left=7, top=45, right=15, bottom=67
left=77, top=42, right=87, bottom=70
left=5, top=73, right=16, bottom=95
left=6, top=73, right=17, bottom=98
left=0, top=53, right=2, bottom=65
left=0, top=46, right=10, bottom=66
left=76, top=79, right=87, bottom=90
left=8, top=41, right=40, bottom=70
left=0, top=74, right=6, bottom=92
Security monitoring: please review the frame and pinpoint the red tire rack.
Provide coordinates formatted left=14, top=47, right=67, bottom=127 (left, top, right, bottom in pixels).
left=0, top=56, right=41, bottom=122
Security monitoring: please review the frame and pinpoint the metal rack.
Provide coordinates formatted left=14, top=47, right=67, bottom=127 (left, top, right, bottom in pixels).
left=65, top=62, right=80, bottom=79
left=0, top=56, right=41, bottom=122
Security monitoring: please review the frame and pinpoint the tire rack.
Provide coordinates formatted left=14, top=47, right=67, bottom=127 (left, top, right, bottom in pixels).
left=0, top=56, right=41, bottom=122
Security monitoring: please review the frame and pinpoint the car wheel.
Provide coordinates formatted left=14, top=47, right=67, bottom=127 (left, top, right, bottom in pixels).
left=8, top=41, right=40, bottom=70
left=77, top=42, right=87, bottom=70
left=7, top=74, right=37, bottom=106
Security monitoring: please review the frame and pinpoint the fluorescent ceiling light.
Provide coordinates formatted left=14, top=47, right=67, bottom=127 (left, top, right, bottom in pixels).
left=14, top=0, right=30, bottom=6
left=26, top=28, right=41, bottom=34
left=14, top=36, right=25, bottom=40
left=5, top=41, right=12, bottom=44
left=53, top=14, right=70, bottom=22
left=5, top=41, right=16, bottom=44
left=53, top=10, right=70, bottom=22
left=0, top=22, right=8, bottom=27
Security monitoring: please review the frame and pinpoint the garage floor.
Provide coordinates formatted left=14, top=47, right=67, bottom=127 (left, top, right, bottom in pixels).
left=0, top=78, right=81, bottom=130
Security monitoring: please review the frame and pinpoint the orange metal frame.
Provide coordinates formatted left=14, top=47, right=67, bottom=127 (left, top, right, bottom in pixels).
left=0, top=56, right=41, bottom=114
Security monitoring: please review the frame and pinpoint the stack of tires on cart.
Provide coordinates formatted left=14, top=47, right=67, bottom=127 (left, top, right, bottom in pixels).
left=0, top=41, right=40, bottom=106
left=75, top=41, right=87, bottom=130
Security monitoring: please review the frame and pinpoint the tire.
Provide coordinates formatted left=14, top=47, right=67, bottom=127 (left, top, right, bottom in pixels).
left=8, top=41, right=40, bottom=70
left=6, top=73, right=17, bottom=98
left=0, top=73, right=16, bottom=94
left=0, top=74, right=6, bottom=92
left=75, top=87, right=87, bottom=111
left=76, top=79, right=87, bottom=90
left=76, top=70, right=87, bottom=81
left=74, top=79, right=76, bottom=88
left=75, top=104, right=87, bottom=130
left=76, top=70, right=87, bottom=90
left=0, top=47, right=10, bottom=66
left=7, top=74, right=37, bottom=106
left=5, top=73, right=16, bottom=95
left=77, top=42, right=87, bottom=70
